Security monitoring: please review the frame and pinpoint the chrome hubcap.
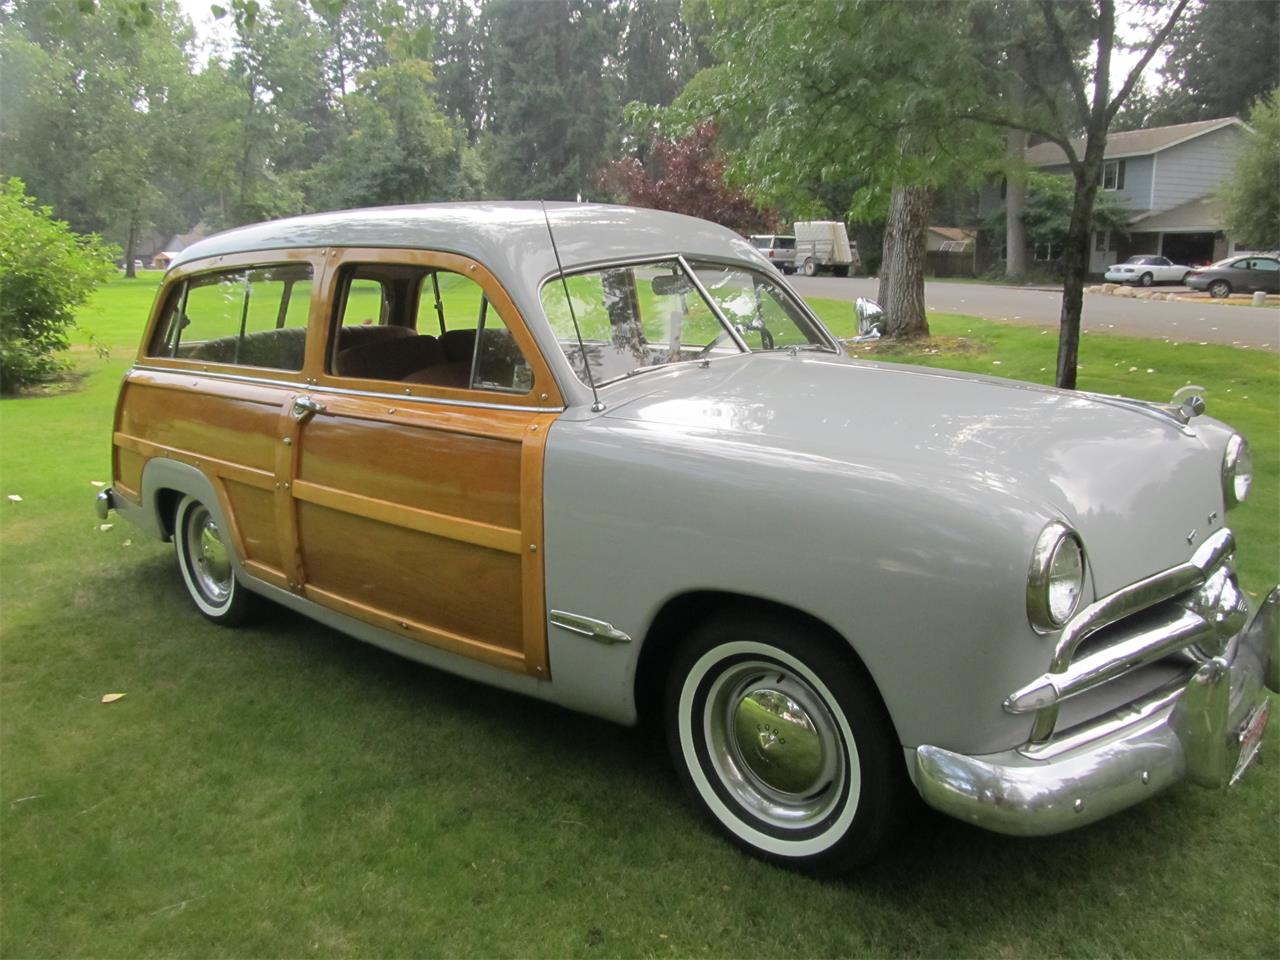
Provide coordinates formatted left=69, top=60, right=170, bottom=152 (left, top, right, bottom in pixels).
left=705, top=660, right=846, bottom=830
left=187, top=506, right=232, bottom=603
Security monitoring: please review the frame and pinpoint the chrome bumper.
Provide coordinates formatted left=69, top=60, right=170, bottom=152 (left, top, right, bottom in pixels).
left=94, top=487, right=116, bottom=520
left=914, top=586, right=1278, bottom=836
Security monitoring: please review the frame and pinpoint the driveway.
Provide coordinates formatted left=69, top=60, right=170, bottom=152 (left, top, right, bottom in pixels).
left=788, top=276, right=1280, bottom=351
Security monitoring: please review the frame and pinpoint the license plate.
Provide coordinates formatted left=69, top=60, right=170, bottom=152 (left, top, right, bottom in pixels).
left=1230, top=700, right=1271, bottom=786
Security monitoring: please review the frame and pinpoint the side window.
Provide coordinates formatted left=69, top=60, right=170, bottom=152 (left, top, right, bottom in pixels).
left=1250, top=258, right=1279, bottom=272
left=329, top=265, right=532, bottom=394
left=148, top=264, right=313, bottom=371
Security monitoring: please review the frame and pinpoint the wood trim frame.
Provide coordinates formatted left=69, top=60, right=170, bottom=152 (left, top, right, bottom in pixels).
left=135, top=248, right=334, bottom=383
left=313, top=246, right=564, bottom=410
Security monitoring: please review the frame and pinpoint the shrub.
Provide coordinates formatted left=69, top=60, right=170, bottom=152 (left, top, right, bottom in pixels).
left=0, top=179, right=118, bottom=394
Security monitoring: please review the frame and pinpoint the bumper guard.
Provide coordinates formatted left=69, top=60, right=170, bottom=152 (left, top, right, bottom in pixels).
left=915, top=586, right=1278, bottom=836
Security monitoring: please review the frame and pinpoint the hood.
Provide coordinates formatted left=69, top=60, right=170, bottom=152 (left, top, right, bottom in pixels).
left=600, top=352, right=1230, bottom=594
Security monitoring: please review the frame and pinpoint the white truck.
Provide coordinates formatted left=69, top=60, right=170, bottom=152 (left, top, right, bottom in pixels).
left=793, top=221, right=859, bottom=277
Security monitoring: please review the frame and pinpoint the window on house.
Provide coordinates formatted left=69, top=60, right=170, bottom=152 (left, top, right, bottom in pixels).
left=1102, top=159, right=1126, bottom=191
left=1095, top=231, right=1108, bottom=252
left=999, top=178, right=1007, bottom=200
left=1034, top=242, right=1061, bottom=262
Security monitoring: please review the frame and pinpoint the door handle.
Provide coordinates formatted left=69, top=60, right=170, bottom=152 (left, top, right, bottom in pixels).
left=292, top=395, right=324, bottom=421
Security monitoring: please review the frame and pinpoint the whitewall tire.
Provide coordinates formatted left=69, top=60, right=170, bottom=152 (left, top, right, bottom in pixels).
left=665, top=612, right=906, bottom=873
left=173, top=495, right=253, bottom=626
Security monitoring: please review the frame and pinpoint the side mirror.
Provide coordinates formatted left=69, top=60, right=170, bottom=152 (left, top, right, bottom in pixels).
left=854, top=297, right=884, bottom=337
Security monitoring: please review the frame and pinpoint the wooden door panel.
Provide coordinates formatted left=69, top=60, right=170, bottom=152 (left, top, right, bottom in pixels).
left=297, top=501, right=524, bottom=649
left=297, top=416, right=522, bottom=530
left=291, top=398, right=554, bottom=677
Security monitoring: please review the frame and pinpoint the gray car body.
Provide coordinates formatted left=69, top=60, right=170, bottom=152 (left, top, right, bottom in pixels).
left=169, top=202, right=1239, bottom=760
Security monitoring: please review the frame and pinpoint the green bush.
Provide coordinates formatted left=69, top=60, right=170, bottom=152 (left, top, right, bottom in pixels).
left=0, top=179, right=118, bottom=394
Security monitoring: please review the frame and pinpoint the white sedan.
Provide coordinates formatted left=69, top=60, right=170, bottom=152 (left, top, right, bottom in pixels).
left=1105, top=255, right=1192, bottom=286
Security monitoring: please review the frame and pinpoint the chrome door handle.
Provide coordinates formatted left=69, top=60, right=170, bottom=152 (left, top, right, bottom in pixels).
left=292, top=395, right=324, bottom=420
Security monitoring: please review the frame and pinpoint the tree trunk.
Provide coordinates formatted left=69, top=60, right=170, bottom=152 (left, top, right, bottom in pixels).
left=1004, top=65, right=1027, bottom=281
left=124, top=211, right=138, bottom=279
left=1004, top=128, right=1028, bottom=280
left=1056, top=161, right=1102, bottom=389
left=881, top=183, right=932, bottom=339
left=876, top=196, right=894, bottom=308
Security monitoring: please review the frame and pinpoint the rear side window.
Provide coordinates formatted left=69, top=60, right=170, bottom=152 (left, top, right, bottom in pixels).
left=149, top=265, right=313, bottom=371
left=327, top=265, right=533, bottom=395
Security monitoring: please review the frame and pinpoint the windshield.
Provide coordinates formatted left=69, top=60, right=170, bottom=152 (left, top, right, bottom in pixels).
left=540, top=259, right=832, bottom=388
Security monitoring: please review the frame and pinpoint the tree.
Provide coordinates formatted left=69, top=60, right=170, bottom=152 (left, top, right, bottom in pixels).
left=0, top=179, right=117, bottom=393
left=986, top=171, right=1132, bottom=258
left=600, top=121, right=774, bottom=233
left=957, top=0, right=1191, bottom=387
left=1148, top=0, right=1279, bottom=125
left=0, top=0, right=198, bottom=272
left=664, top=0, right=1004, bottom=339
left=484, top=0, right=621, bottom=200
left=1219, top=89, right=1280, bottom=250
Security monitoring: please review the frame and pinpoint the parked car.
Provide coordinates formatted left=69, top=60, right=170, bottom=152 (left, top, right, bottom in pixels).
left=1186, top=254, right=1280, bottom=298
left=1104, top=255, right=1192, bottom=286
left=749, top=234, right=797, bottom=273
left=97, top=202, right=1277, bottom=874
left=793, top=220, right=859, bottom=277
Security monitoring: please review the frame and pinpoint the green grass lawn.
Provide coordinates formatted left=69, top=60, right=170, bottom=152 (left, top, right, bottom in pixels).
left=1, top=275, right=1277, bottom=958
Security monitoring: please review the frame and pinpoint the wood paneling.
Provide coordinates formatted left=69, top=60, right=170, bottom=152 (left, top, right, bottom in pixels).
left=297, top=501, right=524, bottom=651
left=224, top=482, right=282, bottom=569
left=297, top=415, right=523, bottom=531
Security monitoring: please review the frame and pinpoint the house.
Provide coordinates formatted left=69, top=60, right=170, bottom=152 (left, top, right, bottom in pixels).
left=979, top=117, right=1250, bottom=273
left=926, top=226, right=976, bottom=252
left=151, top=251, right=180, bottom=270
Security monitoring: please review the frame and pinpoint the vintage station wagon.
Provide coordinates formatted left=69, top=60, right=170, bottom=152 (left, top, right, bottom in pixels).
left=97, top=202, right=1278, bottom=873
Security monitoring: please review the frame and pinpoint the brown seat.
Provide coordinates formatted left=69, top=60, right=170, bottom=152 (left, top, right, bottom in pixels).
left=335, top=324, right=414, bottom=352
left=440, top=329, right=477, bottom=364
left=335, top=334, right=444, bottom=381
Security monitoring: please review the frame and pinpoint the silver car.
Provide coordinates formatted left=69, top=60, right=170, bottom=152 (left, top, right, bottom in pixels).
left=97, top=203, right=1277, bottom=874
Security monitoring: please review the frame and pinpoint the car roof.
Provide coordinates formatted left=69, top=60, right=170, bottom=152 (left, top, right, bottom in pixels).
left=170, top=202, right=764, bottom=279
left=169, top=202, right=779, bottom=410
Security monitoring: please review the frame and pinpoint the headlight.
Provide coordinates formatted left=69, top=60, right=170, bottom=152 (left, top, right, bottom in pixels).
left=1222, top=434, right=1252, bottom=509
left=1027, top=522, right=1086, bottom=632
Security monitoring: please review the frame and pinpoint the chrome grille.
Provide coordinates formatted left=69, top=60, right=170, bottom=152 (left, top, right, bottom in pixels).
left=1005, top=528, right=1244, bottom=745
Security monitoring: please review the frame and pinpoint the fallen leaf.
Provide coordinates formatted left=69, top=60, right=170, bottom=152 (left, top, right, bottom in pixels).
left=101, top=693, right=126, bottom=703
left=98, top=523, right=113, bottom=532
left=122, top=539, right=132, bottom=547
left=90, top=481, right=106, bottom=488
left=7, top=495, right=22, bottom=502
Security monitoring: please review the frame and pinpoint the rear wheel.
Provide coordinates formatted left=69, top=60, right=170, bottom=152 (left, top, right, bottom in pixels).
left=1209, top=279, right=1231, bottom=299
left=1181, top=272, right=1192, bottom=285
left=832, top=264, right=850, bottom=278
left=665, top=611, right=905, bottom=874
left=173, top=495, right=253, bottom=625
left=801, top=258, right=817, bottom=277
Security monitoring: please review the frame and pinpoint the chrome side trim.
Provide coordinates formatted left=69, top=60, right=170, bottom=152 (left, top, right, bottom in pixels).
left=549, top=610, right=633, bottom=645
left=130, top=364, right=564, bottom=414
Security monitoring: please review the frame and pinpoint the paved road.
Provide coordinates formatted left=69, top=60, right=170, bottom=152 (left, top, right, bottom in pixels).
left=788, top=276, right=1280, bottom=350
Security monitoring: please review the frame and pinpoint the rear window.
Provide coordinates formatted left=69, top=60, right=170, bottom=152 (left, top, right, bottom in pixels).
left=148, top=265, right=313, bottom=371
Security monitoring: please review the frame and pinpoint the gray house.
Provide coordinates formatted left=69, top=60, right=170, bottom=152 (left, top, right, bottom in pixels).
left=979, top=117, right=1250, bottom=274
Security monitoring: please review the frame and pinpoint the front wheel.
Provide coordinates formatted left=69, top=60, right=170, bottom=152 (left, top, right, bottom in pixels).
left=1139, top=272, right=1154, bottom=287
left=173, top=495, right=254, bottom=625
left=1209, top=279, right=1231, bottom=299
left=665, top=612, right=905, bottom=874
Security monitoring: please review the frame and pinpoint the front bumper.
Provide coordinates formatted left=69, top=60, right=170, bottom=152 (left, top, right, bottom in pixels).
left=914, top=586, right=1278, bottom=836
left=1104, top=271, right=1137, bottom=283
